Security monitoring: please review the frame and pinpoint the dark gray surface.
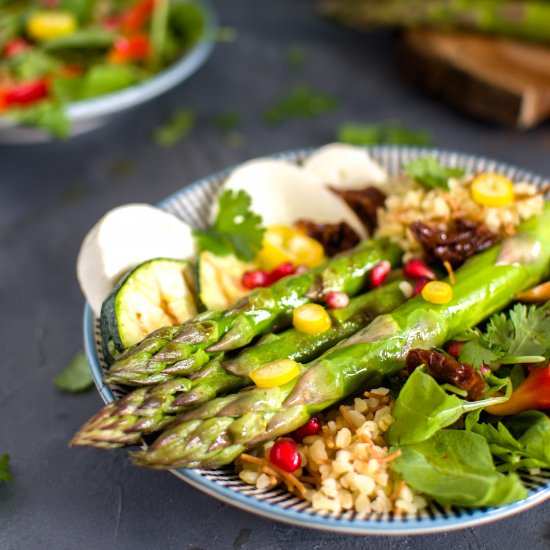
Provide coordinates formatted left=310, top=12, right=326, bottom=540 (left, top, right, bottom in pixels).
left=2, top=1, right=550, bottom=549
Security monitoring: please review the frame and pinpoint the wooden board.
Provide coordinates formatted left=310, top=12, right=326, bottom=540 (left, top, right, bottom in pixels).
left=400, top=29, right=550, bottom=128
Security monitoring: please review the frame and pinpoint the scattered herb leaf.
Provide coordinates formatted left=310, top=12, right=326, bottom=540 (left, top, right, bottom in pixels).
left=337, top=122, right=433, bottom=146
left=404, top=156, right=465, bottom=191
left=285, top=45, right=306, bottom=70
left=193, top=190, right=265, bottom=261
left=264, top=82, right=338, bottom=126
left=214, top=111, right=241, bottom=131
left=225, top=131, right=244, bottom=149
left=55, top=351, right=94, bottom=393
left=0, top=454, right=12, bottom=482
left=153, top=107, right=195, bottom=147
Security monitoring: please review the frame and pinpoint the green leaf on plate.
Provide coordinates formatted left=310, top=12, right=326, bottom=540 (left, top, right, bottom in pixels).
left=153, top=107, right=196, bottom=147
left=0, top=454, right=12, bottom=482
left=337, top=122, right=433, bottom=146
left=55, top=351, right=94, bottom=393
left=404, top=156, right=465, bottom=191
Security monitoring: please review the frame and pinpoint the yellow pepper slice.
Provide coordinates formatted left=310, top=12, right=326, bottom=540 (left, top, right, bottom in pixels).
left=258, top=226, right=325, bottom=270
left=250, top=359, right=300, bottom=388
left=471, top=173, right=514, bottom=207
left=421, top=281, right=453, bottom=304
left=293, top=303, right=332, bottom=334
left=27, top=11, right=77, bottom=42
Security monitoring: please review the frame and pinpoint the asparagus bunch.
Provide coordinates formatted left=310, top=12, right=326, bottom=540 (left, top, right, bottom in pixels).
left=105, top=238, right=402, bottom=386
left=132, top=205, right=550, bottom=469
left=72, top=282, right=408, bottom=448
left=321, top=0, right=550, bottom=44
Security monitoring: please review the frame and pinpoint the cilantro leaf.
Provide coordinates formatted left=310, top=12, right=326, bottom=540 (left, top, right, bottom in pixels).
left=55, top=351, right=94, bottom=393
left=153, top=107, right=195, bottom=147
left=264, top=82, right=338, bottom=126
left=404, top=156, right=465, bottom=191
left=193, top=190, right=265, bottom=261
left=337, top=122, right=433, bottom=147
left=0, top=454, right=12, bottom=482
left=459, top=333, right=502, bottom=369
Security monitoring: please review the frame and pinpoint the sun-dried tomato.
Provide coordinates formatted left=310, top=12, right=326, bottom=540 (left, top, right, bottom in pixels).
left=330, top=186, right=386, bottom=235
left=406, top=348, right=485, bottom=401
left=294, top=220, right=360, bottom=257
left=410, top=218, right=500, bottom=268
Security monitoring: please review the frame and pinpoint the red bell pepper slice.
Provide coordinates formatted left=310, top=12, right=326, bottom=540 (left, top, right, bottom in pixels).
left=2, top=79, right=49, bottom=107
left=108, top=35, right=150, bottom=64
left=121, top=0, right=155, bottom=34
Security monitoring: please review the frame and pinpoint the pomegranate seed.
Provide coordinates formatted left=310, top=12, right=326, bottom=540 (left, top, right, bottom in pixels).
left=445, top=341, right=464, bottom=359
left=412, top=277, right=430, bottom=297
left=293, top=417, right=321, bottom=442
left=404, top=259, right=436, bottom=281
left=370, top=260, right=391, bottom=288
left=326, top=291, right=349, bottom=309
left=3, top=39, right=29, bottom=58
left=242, top=270, right=270, bottom=289
left=269, top=262, right=296, bottom=283
left=480, top=365, right=490, bottom=376
left=269, top=438, right=301, bottom=473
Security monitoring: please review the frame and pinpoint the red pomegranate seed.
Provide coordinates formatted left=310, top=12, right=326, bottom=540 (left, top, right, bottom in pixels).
left=445, top=341, right=464, bottom=359
left=269, top=438, right=301, bottom=473
left=269, top=262, right=296, bottom=283
left=293, top=417, right=321, bottom=442
left=326, top=291, right=349, bottom=309
left=242, top=270, right=270, bottom=289
left=412, top=277, right=430, bottom=297
left=3, top=38, right=29, bottom=58
left=404, top=259, right=436, bottom=281
left=370, top=260, right=391, bottom=288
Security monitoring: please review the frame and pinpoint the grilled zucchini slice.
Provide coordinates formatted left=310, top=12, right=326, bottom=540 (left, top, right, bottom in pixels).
left=100, top=258, right=197, bottom=364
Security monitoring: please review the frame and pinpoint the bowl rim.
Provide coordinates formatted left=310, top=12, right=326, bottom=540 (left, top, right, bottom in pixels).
left=83, top=145, right=550, bottom=535
left=0, top=0, right=217, bottom=126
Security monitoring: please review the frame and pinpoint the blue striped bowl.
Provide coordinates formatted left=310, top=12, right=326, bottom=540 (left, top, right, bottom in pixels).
left=84, top=146, right=550, bottom=535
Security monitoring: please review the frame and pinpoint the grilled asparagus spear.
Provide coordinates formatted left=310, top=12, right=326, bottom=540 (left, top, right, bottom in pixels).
left=72, top=281, right=408, bottom=448
left=132, top=205, right=550, bottom=469
left=105, top=238, right=402, bottom=386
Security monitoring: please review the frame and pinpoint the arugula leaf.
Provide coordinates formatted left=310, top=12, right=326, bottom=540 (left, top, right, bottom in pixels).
left=337, top=122, right=433, bottom=147
left=193, top=190, right=265, bottom=261
left=404, top=156, right=465, bottom=191
left=471, top=412, right=550, bottom=471
left=0, top=454, right=12, bottom=482
left=55, top=351, right=93, bottom=393
left=391, top=430, right=527, bottom=507
left=264, top=83, right=338, bottom=126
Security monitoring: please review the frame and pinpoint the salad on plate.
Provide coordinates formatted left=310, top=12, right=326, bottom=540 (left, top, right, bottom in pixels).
left=0, top=0, right=206, bottom=136
left=72, top=144, right=550, bottom=518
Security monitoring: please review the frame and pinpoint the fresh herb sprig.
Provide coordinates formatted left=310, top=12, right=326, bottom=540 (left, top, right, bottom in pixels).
left=458, top=302, right=550, bottom=369
left=193, top=190, right=265, bottom=261
left=0, top=454, right=12, bottom=482
left=404, top=156, right=465, bottom=191
left=55, top=351, right=94, bottom=393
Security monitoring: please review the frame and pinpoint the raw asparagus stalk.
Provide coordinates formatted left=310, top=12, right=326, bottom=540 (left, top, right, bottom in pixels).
left=131, top=205, right=550, bottom=469
left=320, top=0, right=550, bottom=44
left=105, top=238, right=402, bottom=386
left=71, top=281, right=408, bottom=448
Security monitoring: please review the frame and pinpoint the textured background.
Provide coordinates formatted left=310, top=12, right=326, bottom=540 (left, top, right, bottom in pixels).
left=1, top=1, right=550, bottom=548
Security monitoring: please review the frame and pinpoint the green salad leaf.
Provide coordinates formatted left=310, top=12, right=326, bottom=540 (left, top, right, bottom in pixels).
left=265, top=82, right=338, bottom=126
left=404, top=156, right=465, bottom=191
left=153, top=107, right=195, bottom=147
left=55, top=351, right=94, bottom=393
left=8, top=101, right=70, bottom=138
left=391, top=430, right=528, bottom=507
left=471, top=411, right=550, bottom=471
left=81, top=64, right=141, bottom=99
left=387, top=368, right=509, bottom=446
left=193, top=190, right=265, bottom=261
left=337, top=122, right=433, bottom=146
left=0, top=454, right=12, bottom=482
